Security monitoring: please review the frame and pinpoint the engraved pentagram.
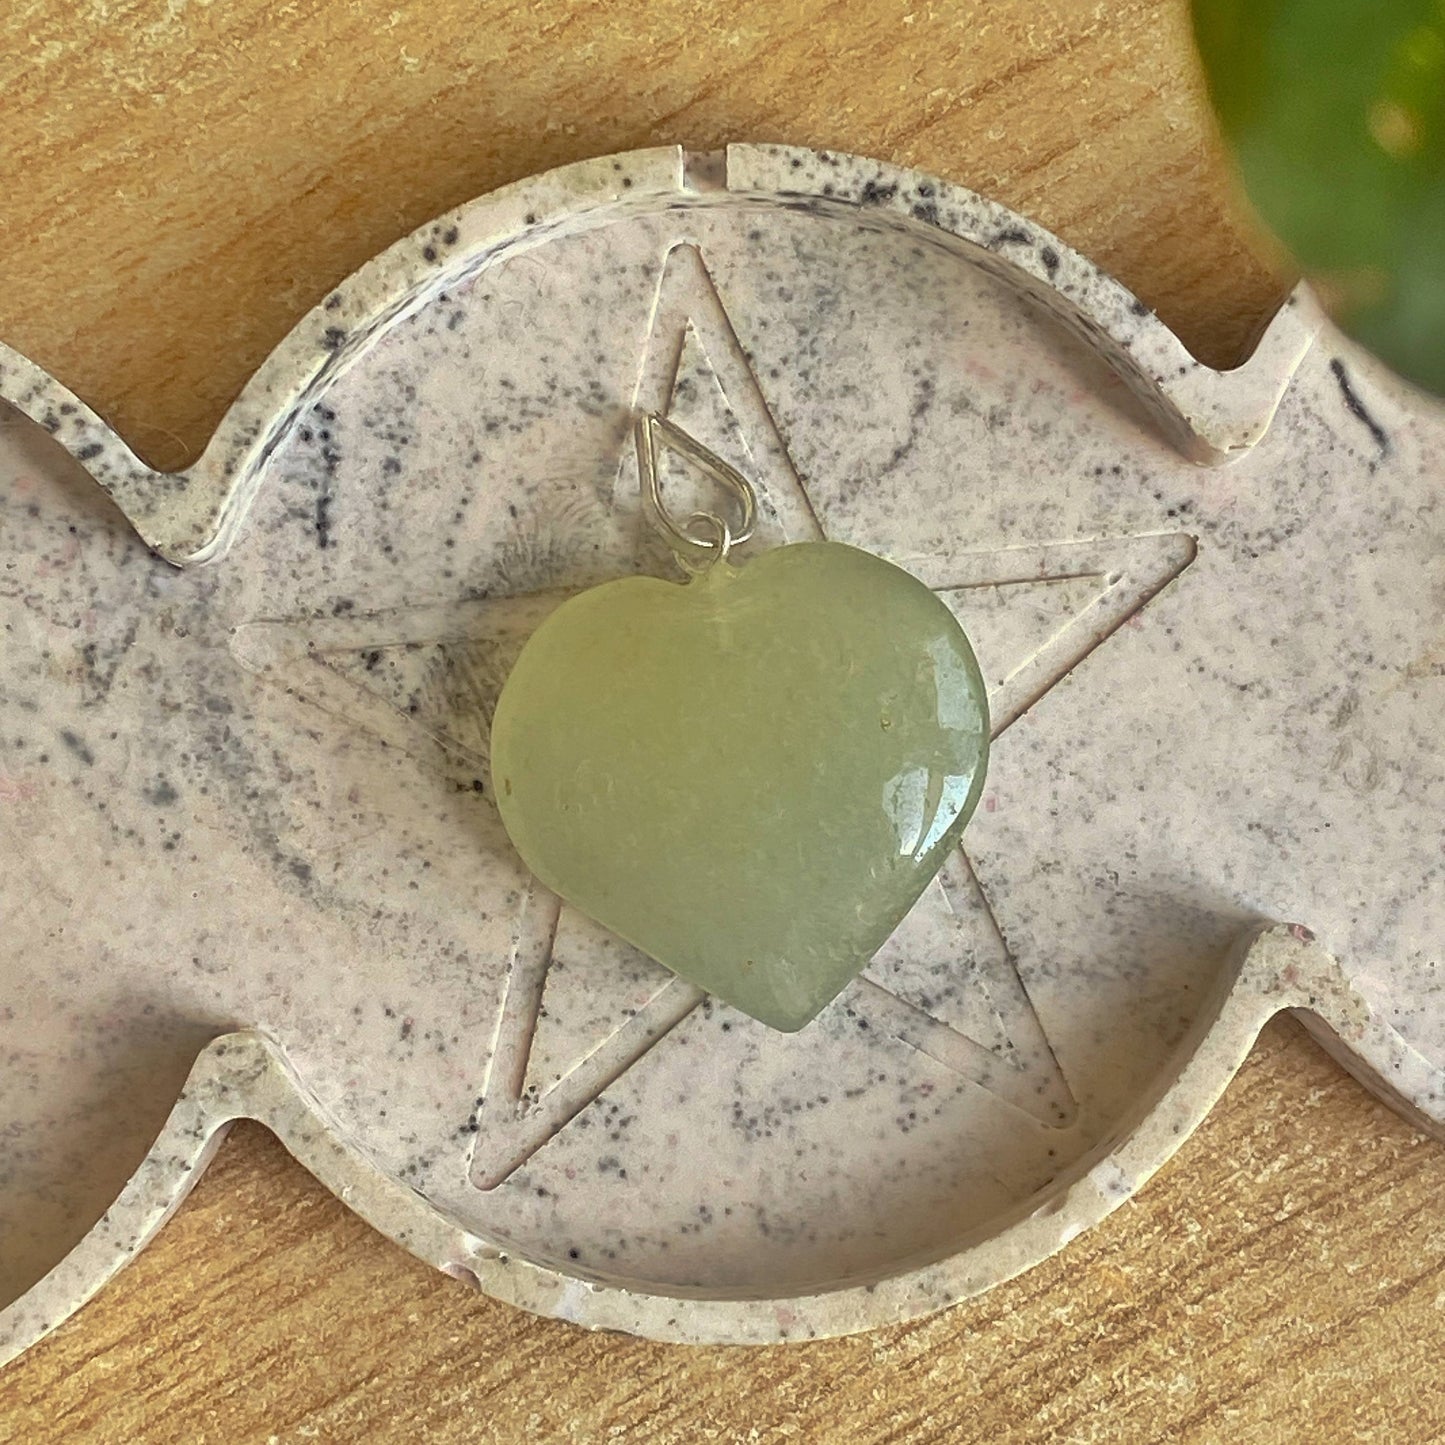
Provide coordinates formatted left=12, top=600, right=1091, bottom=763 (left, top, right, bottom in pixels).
left=230, top=241, right=1194, bottom=1188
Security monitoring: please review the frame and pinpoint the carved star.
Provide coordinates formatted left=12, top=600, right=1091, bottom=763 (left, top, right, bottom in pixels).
left=232, top=243, right=1193, bottom=1187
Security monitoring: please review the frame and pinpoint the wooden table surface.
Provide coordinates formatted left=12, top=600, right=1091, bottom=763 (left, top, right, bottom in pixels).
left=2, top=2, right=1443, bottom=1440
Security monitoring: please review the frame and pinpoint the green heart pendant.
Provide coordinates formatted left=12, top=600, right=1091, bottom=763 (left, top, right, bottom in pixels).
left=491, top=419, right=989, bottom=1031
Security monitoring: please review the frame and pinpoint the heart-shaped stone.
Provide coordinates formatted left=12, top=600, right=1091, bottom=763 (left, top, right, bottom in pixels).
left=491, top=540, right=989, bottom=1030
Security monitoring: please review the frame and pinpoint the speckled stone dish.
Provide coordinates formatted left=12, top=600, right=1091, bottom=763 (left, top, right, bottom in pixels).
left=1, top=146, right=1441, bottom=1358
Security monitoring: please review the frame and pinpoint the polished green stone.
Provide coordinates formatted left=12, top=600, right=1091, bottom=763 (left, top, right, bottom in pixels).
left=491, top=541, right=989, bottom=1031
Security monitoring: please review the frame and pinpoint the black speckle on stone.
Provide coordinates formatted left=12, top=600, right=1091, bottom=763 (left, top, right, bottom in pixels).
left=316, top=492, right=333, bottom=550
left=860, top=179, right=898, bottom=205
left=323, top=326, right=347, bottom=352
left=1039, top=245, right=1060, bottom=277
left=324, top=292, right=343, bottom=311
left=442, top=225, right=460, bottom=245
left=289, top=859, right=313, bottom=884
left=1329, top=357, right=1390, bottom=454
left=1130, top=297, right=1150, bottom=317
left=145, top=779, right=179, bottom=807
left=422, top=245, right=438, bottom=263
left=60, top=729, right=94, bottom=766
left=993, top=226, right=1030, bottom=247
left=75, top=442, right=104, bottom=461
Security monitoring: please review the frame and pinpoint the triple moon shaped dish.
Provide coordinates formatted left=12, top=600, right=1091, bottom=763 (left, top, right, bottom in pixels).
left=0, top=145, right=1441, bottom=1358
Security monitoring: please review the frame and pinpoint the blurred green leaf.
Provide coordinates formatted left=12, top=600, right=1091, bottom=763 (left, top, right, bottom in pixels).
left=1194, top=0, right=1445, bottom=396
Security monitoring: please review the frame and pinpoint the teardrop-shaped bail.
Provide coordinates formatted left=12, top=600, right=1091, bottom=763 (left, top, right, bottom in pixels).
left=635, top=412, right=758, bottom=573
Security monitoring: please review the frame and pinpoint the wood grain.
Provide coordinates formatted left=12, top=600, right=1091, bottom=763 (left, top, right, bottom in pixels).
left=1, top=2, right=1440, bottom=1440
